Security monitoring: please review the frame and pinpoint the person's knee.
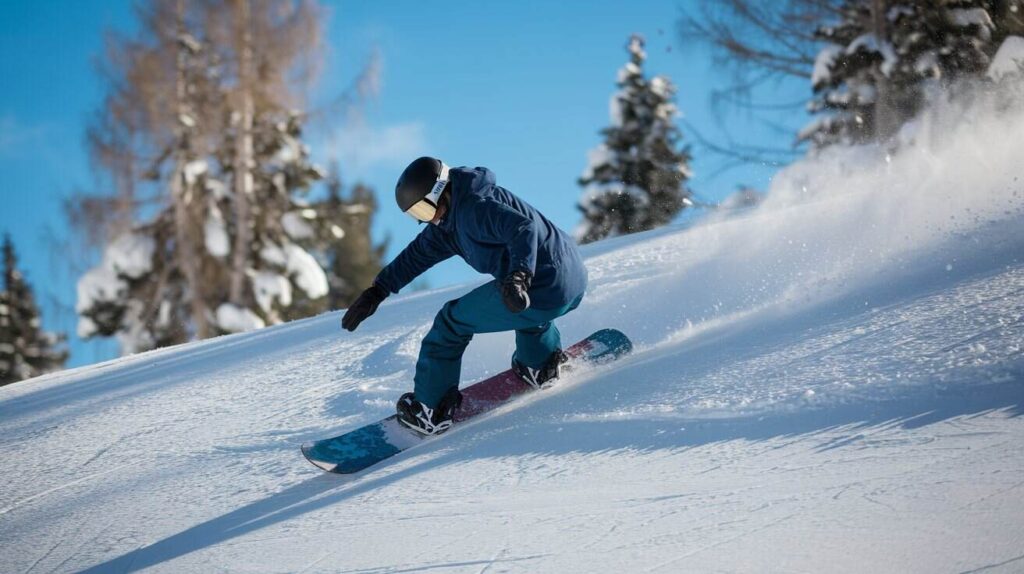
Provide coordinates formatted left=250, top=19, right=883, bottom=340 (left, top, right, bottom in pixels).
left=435, top=300, right=460, bottom=329
left=429, top=301, right=472, bottom=345
left=517, top=322, right=550, bottom=336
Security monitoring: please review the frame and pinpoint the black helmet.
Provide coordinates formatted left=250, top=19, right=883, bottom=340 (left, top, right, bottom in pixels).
left=396, top=156, right=450, bottom=222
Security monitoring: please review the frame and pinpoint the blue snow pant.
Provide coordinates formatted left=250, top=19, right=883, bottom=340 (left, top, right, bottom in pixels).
left=414, top=281, right=584, bottom=408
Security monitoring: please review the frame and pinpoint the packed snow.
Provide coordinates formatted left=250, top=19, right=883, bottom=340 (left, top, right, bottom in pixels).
left=2, top=87, right=1024, bottom=573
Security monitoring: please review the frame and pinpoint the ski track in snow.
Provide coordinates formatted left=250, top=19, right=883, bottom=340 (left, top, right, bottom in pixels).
left=3, top=103, right=1024, bottom=571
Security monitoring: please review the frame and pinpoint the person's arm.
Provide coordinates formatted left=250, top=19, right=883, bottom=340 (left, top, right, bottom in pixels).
left=374, top=224, right=456, bottom=295
left=472, top=200, right=539, bottom=313
left=342, top=226, right=456, bottom=332
left=472, top=200, right=539, bottom=276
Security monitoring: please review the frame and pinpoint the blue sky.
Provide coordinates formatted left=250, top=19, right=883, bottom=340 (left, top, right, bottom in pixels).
left=0, top=0, right=806, bottom=368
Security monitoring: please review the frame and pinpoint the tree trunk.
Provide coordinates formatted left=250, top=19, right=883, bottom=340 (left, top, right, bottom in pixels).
left=113, top=130, right=136, bottom=241
left=229, top=0, right=254, bottom=306
left=871, top=0, right=899, bottom=142
left=172, top=0, right=210, bottom=339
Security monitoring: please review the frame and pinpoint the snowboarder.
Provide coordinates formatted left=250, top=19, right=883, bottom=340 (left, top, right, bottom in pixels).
left=341, top=157, right=588, bottom=436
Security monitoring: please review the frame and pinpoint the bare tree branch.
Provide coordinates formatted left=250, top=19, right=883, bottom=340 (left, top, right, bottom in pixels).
left=676, top=0, right=845, bottom=167
left=680, top=118, right=801, bottom=178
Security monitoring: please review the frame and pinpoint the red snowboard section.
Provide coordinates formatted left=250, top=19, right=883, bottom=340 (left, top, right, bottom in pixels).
left=454, top=336, right=597, bottom=422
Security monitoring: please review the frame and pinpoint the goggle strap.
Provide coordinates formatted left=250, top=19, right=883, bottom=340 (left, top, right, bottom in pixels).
left=427, top=162, right=450, bottom=202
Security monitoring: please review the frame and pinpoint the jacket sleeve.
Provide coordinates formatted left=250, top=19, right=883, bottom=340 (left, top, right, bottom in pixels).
left=472, top=200, right=538, bottom=276
left=374, top=225, right=456, bottom=294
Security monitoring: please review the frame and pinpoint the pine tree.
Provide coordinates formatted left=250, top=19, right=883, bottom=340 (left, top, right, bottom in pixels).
left=213, top=109, right=329, bottom=326
left=802, top=0, right=1024, bottom=148
left=678, top=1, right=1024, bottom=156
left=576, top=35, right=694, bottom=244
left=310, top=162, right=387, bottom=310
left=73, top=0, right=331, bottom=354
left=0, top=235, right=68, bottom=386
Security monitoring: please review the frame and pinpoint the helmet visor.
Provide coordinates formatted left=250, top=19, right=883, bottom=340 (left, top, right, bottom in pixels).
left=405, top=198, right=438, bottom=222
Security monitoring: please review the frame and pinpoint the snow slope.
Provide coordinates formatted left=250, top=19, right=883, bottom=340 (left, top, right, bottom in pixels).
left=3, top=95, right=1024, bottom=572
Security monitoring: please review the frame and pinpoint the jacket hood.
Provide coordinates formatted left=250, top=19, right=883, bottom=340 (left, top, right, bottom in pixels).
left=451, top=166, right=496, bottom=194
left=438, top=167, right=495, bottom=231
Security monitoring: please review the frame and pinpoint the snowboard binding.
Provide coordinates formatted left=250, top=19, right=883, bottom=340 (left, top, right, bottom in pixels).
left=396, top=387, right=463, bottom=436
left=511, top=349, right=569, bottom=390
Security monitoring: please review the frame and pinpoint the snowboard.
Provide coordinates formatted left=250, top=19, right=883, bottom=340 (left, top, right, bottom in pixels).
left=301, top=328, right=633, bottom=474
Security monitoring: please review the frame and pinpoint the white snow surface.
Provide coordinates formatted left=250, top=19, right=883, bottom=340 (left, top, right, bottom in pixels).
left=74, top=266, right=126, bottom=315
left=204, top=206, right=230, bottom=258
left=812, top=44, right=842, bottom=88
left=989, top=36, right=1024, bottom=80
left=4, top=93, right=1024, bottom=573
left=948, top=8, right=994, bottom=32
left=282, top=211, right=316, bottom=241
left=215, top=303, right=265, bottom=333
left=182, top=159, right=208, bottom=186
left=648, top=75, right=671, bottom=98
left=284, top=243, right=329, bottom=299
left=106, top=233, right=156, bottom=280
left=260, top=241, right=288, bottom=267
left=253, top=271, right=293, bottom=314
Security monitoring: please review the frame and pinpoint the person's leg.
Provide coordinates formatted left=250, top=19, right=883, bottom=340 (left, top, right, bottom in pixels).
left=512, top=294, right=584, bottom=369
left=512, top=322, right=561, bottom=369
left=414, top=281, right=545, bottom=407
left=413, top=300, right=473, bottom=409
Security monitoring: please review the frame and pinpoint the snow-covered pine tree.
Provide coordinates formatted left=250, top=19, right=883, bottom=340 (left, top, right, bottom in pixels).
left=200, top=0, right=329, bottom=332
left=802, top=0, right=1024, bottom=148
left=77, top=0, right=223, bottom=353
left=576, top=34, right=693, bottom=244
left=987, top=35, right=1024, bottom=109
left=309, top=161, right=386, bottom=310
left=0, top=235, right=68, bottom=385
left=212, top=109, right=329, bottom=327
left=74, top=0, right=331, bottom=354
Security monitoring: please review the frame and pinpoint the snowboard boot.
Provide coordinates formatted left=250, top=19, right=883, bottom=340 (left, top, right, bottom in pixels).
left=396, top=387, right=463, bottom=436
left=512, top=349, right=569, bottom=390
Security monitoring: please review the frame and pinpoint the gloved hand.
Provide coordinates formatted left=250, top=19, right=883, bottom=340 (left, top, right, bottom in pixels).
left=342, top=283, right=389, bottom=331
left=499, top=270, right=532, bottom=313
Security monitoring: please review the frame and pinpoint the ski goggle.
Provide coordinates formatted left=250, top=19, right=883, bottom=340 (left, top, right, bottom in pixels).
left=404, top=162, right=450, bottom=222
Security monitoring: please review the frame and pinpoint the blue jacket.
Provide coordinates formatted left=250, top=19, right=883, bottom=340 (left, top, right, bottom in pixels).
left=374, top=166, right=588, bottom=310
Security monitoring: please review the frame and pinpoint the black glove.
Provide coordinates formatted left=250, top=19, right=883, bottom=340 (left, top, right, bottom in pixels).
left=342, top=283, right=389, bottom=331
left=499, top=270, right=532, bottom=313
